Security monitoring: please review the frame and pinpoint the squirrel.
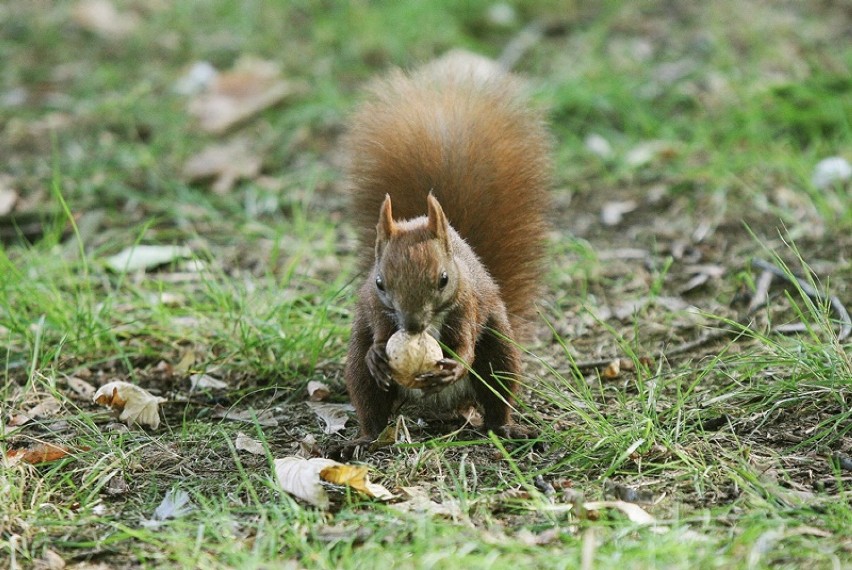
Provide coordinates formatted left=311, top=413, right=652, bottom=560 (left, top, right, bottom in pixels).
left=342, top=51, right=552, bottom=446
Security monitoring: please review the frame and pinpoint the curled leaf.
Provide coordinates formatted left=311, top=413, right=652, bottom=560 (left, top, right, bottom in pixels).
left=235, top=432, right=265, bottom=455
left=320, top=464, right=394, bottom=501
left=274, top=456, right=339, bottom=509
left=93, top=381, right=166, bottom=429
left=307, top=380, right=331, bottom=402
left=274, top=456, right=394, bottom=509
left=105, top=245, right=193, bottom=272
left=5, top=443, right=77, bottom=466
left=306, top=402, right=353, bottom=434
left=188, top=56, right=304, bottom=134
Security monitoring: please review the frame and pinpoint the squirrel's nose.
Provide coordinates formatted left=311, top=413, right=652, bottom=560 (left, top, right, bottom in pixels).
left=402, top=317, right=427, bottom=335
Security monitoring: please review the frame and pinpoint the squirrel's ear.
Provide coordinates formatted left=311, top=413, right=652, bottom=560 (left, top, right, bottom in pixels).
left=426, top=193, right=452, bottom=255
left=375, top=194, right=397, bottom=256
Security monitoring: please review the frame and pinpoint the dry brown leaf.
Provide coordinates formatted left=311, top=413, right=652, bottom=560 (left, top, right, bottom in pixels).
left=72, top=0, right=139, bottom=39
left=188, top=57, right=303, bottom=134
left=391, top=486, right=462, bottom=518
left=234, top=432, right=265, bottom=455
left=602, top=359, right=621, bottom=379
left=5, top=443, right=77, bottom=466
left=319, top=464, right=394, bottom=501
left=65, top=376, right=96, bottom=400
left=458, top=405, right=483, bottom=428
left=307, top=380, right=331, bottom=402
left=182, top=138, right=262, bottom=194
left=298, top=434, right=321, bottom=458
left=7, top=395, right=62, bottom=427
left=173, top=349, right=197, bottom=376
left=93, top=381, right=166, bottom=429
left=35, top=548, right=66, bottom=570
left=306, top=402, right=353, bottom=434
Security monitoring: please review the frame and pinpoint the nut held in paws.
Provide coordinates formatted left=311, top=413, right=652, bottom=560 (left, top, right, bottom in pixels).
left=385, top=331, right=443, bottom=388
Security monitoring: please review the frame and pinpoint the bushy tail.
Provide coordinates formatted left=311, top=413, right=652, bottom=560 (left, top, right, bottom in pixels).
left=345, top=52, right=552, bottom=337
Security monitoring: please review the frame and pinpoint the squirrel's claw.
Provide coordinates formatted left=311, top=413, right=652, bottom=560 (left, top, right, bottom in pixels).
left=366, top=343, right=394, bottom=391
left=416, top=358, right=465, bottom=394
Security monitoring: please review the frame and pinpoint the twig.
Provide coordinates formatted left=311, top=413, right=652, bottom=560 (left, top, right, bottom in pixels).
left=752, top=258, right=851, bottom=340
left=569, top=257, right=850, bottom=373
left=570, top=321, right=745, bottom=372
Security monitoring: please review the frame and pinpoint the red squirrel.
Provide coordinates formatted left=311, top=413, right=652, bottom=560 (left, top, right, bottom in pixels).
left=343, top=52, right=551, bottom=445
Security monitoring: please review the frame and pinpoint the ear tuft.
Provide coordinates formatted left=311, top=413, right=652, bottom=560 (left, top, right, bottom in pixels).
left=426, top=193, right=452, bottom=255
left=375, top=194, right=397, bottom=258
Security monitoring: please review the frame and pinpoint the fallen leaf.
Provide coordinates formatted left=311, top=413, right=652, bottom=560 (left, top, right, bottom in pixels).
left=212, top=407, right=278, bottom=427
left=583, top=500, right=655, bottom=525
left=319, top=464, right=394, bottom=501
left=458, top=405, right=483, bottom=428
left=141, top=489, right=194, bottom=528
left=72, top=0, right=139, bottom=39
left=173, top=349, right=198, bottom=376
left=298, top=434, right=321, bottom=458
left=153, top=489, right=194, bottom=519
left=371, top=423, right=400, bottom=450
left=104, top=474, right=130, bottom=496
left=602, top=359, right=621, bottom=379
left=274, top=456, right=394, bottom=509
left=189, top=373, right=228, bottom=390
left=306, top=402, right=353, bottom=434
left=93, top=381, right=166, bottom=429
left=182, top=138, right=263, bottom=194
left=307, top=380, right=331, bottom=402
left=601, top=200, right=638, bottom=226
left=65, top=376, right=96, bottom=400
left=7, top=396, right=62, bottom=427
left=5, top=443, right=77, bottom=465
left=188, top=56, right=303, bottom=134
left=274, top=456, right=339, bottom=509
left=235, top=432, right=265, bottom=455
left=104, top=245, right=193, bottom=272
left=36, top=548, right=66, bottom=570
left=391, top=486, right=463, bottom=519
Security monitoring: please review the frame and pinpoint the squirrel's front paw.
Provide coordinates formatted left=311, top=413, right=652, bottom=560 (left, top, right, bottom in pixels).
left=416, top=358, right=465, bottom=394
left=366, top=343, right=394, bottom=390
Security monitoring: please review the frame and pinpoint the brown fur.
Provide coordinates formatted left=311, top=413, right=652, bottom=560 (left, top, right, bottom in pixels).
left=343, top=54, right=552, bottom=442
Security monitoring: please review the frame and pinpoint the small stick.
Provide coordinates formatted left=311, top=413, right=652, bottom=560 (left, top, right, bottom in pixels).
left=569, top=257, right=851, bottom=373
left=748, top=269, right=774, bottom=313
left=752, top=258, right=851, bottom=340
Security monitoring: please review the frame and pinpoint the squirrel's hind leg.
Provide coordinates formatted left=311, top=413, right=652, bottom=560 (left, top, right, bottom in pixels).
left=469, top=318, right=531, bottom=438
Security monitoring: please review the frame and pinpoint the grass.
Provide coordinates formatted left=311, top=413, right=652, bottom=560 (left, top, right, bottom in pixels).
left=2, top=0, right=851, bottom=568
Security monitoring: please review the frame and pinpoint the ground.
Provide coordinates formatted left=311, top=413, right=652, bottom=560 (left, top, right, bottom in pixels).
left=1, top=1, right=851, bottom=569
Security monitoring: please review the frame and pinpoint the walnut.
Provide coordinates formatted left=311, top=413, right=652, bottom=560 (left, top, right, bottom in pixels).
left=385, top=331, right=443, bottom=388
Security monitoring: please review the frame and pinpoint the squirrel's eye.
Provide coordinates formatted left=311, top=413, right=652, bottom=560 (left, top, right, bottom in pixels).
left=438, top=270, right=449, bottom=290
left=375, top=274, right=385, bottom=292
